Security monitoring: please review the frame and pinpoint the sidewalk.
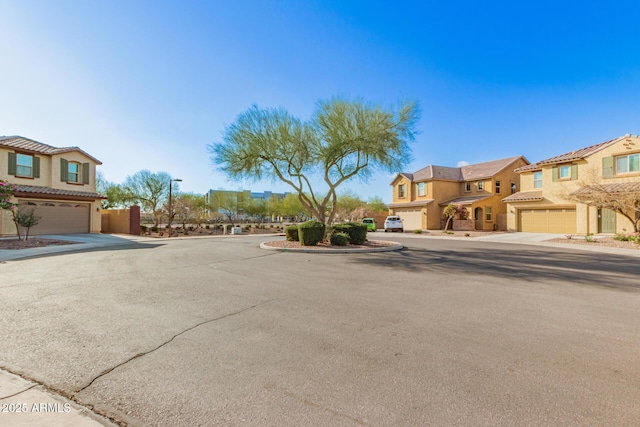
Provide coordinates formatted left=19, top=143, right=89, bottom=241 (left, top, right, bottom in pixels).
left=0, top=369, right=114, bottom=426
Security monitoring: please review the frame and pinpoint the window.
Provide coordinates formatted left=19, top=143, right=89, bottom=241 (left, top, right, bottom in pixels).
left=559, top=164, right=571, bottom=179
left=417, top=182, right=425, bottom=197
left=68, top=162, right=80, bottom=183
left=398, top=184, right=406, bottom=198
left=464, top=182, right=471, bottom=192
left=485, top=206, right=492, bottom=221
left=615, top=153, right=640, bottom=174
left=16, top=154, right=33, bottom=177
left=477, top=181, right=484, bottom=190
left=533, top=172, right=542, bottom=188
left=511, top=182, right=517, bottom=194
left=495, top=181, right=501, bottom=194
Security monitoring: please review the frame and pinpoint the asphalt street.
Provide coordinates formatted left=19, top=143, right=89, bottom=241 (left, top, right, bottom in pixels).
left=1, top=235, right=639, bottom=426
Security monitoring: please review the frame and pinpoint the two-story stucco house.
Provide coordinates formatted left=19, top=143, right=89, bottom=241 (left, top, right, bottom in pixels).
left=503, top=134, right=640, bottom=234
left=0, top=136, right=104, bottom=236
left=389, top=156, right=529, bottom=231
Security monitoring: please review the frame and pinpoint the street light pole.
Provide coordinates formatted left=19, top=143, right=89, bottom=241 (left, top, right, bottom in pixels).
left=168, top=178, right=182, bottom=237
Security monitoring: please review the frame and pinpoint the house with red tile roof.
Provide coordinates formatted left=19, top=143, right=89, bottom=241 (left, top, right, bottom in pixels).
left=389, top=156, right=529, bottom=231
left=0, top=136, right=105, bottom=236
left=503, top=134, right=640, bottom=234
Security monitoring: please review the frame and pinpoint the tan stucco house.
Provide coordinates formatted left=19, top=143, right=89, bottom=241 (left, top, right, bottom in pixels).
left=389, top=156, right=529, bottom=231
left=503, top=134, right=640, bottom=234
left=0, top=136, right=104, bottom=236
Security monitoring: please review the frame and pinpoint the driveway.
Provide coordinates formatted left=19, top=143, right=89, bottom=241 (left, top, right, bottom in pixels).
left=0, top=235, right=639, bottom=426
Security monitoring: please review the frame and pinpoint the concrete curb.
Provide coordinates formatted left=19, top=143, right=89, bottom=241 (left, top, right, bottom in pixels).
left=0, top=368, right=115, bottom=426
left=260, top=240, right=404, bottom=253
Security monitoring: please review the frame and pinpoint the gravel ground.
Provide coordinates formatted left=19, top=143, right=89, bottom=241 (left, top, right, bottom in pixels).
left=547, top=236, right=640, bottom=250
left=0, top=237, right=78, bottom=250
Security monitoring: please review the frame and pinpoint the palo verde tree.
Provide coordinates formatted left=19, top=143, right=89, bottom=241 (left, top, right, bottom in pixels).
left=210, top=97, right=419, bottom=224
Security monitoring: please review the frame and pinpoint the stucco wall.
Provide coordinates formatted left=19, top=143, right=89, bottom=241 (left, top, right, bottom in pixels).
left=508, top=136, right=640, bottom=234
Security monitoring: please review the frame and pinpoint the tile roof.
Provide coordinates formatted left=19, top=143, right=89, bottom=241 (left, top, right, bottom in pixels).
left=438, top=194, right=492, bottom=206
left=515, top=134, right=639, bottom=172
left=395, top=156, right=525, bottom=185
left=14, top=184, right=106, bottom=200
left=0, top=136, right=102, bottom=164
left=571, top=182, right=640, bottom=196
left=461, top=156, right=524, bottom=180
left=501, top=191, right=544, bottom=203
left=388, top=200, right=434, bottom=209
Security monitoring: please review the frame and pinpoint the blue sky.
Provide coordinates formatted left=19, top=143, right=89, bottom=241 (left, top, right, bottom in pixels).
left=2, top=0, right=639, bottom=203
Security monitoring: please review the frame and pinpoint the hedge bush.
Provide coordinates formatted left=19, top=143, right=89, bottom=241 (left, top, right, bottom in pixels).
left=298, top=220, right=326, bottom=246
left=285, top=225, right=299, bottom=241
left=330, top=232, right=349, bottom=246
left=332, top=223, right=367, bottom=245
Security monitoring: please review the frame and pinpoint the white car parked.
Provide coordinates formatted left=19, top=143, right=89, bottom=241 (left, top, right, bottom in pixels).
left=384, top=215, right=404, bottom=232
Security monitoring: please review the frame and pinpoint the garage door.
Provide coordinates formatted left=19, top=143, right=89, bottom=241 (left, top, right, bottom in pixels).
left=394, top=209, right=423, bottom=231
left=519, top=208, right=576, bottom=234
left=18, top=201, right=90, bottom=235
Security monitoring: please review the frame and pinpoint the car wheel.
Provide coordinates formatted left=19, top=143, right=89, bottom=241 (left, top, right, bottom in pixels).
left=400, top=229, right=404, bottom=232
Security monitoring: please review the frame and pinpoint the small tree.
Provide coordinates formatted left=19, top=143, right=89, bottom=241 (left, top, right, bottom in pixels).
left=570, top=183, right=640, bottom=233
left=366, top=196, right=388, bottom=213
left=14, top=208, right=41, bottom=240
left=1, top=180, right=21, bottom=240
left=124, top=170, right=175, bottom=227
left=443, top=204, right=468, bottom=231
left=443, top=204, right=456, bottom=231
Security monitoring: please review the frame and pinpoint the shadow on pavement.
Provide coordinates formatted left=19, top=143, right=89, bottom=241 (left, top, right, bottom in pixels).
left=351, top=242, right=640, bottom=292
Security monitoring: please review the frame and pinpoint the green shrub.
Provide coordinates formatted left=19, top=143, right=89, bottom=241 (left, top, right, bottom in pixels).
left=331, top=223, right=367, bottom=245
left=205, top=224, right=210, bottom=229
left=298, top=220, right=326, bottom=246
left=140, top=225, right=148, bottom=232
left=285, top=225, right=299, bottom=241
left=614, top=233, right=630, bottom=241
left=151, top=226, right=158, bottom=232
left=413, top=229, right=423, bottom=234
left=330, top=232, right=349, bottom=246
left=585, top=233, right=595, bottom=243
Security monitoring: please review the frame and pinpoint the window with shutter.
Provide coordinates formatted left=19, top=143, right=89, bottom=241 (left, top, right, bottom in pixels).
left=602, top=157, right=614, bottom=179
left=82, top=163, right=90, bottom=184
left=60, top=158, right=69, bottom=182
left=8, top=152, right=16, bottom=175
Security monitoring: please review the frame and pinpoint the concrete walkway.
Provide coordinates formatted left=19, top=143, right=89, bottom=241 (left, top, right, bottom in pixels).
left=0, top=233, right=155, bottom=262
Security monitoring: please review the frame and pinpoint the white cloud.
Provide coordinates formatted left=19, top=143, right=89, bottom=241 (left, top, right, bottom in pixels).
left=457, top=160, right=469, bottom=167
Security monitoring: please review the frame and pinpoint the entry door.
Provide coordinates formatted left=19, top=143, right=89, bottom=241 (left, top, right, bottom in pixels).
left=474, top=207, right=483, bottom=230
left=599, top=208, right=616, bottom=233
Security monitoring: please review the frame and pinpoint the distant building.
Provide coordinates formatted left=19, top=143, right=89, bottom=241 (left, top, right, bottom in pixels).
left=205, top=189, right=289, bottom=215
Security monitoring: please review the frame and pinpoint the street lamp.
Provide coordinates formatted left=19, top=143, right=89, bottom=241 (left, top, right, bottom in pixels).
left=168, top=178, right=182, bottom=237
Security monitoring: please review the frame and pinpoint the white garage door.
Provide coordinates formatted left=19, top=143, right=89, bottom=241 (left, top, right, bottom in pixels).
left=19, top=201, right=90, bottom=235
left=395, top=209, right=423, bottom=231
left=519, top=208, right=576, bottom=234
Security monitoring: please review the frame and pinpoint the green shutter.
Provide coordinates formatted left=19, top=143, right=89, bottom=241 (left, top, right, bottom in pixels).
left=82, top=163, right=90, bottom=184
left=60, top=158, right=68, bottom=182
left=8, top=152, right=16, bottom=175
left=33, top=157, right=40, bottom=178
left=571, top=163, right=578, bottom=180
left=602, top=156, right=614, bottom=179
left=552, top=165, right=558, bottom=182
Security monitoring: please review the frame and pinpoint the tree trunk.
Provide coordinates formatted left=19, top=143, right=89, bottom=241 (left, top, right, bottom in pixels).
left=11, top=210, right=22, bottom=241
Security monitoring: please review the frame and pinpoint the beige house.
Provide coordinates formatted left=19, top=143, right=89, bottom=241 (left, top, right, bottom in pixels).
left=503, top=134, right=640, bottom=234
left=0, top=136, right=104, bottom=236
left=389, top=156, right=529, bottom=231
